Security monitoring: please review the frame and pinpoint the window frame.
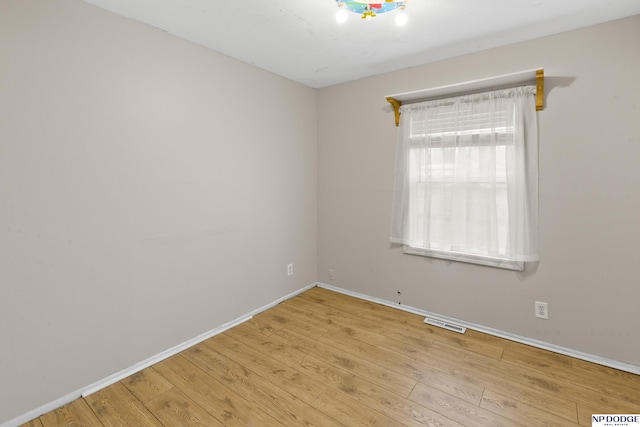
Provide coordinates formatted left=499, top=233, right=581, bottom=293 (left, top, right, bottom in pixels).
left=403, top=245, right=525, bottom=271
left=390, top=86, right=539, bottom=270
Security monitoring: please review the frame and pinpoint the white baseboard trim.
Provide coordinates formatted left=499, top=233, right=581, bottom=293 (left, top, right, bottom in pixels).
left=1, top=283, right=316, bottom=427
left=0, top=389, right=85, bottom=427
left=81, top=282, right=316, bottom=398
left=317, top=282, right=640, bottom=376
left=81, top=317, right=251, bottom=398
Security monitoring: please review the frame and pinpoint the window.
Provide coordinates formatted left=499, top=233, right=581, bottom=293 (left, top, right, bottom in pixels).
left=390, top=86, right=539, bottom=270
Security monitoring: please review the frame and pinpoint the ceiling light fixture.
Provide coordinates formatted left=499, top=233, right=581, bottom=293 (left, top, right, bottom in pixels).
left=335, top=0, right=408, bottom=25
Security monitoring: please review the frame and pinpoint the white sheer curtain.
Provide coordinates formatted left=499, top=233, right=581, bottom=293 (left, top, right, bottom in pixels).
left=390, top=86, right=539, bottom=267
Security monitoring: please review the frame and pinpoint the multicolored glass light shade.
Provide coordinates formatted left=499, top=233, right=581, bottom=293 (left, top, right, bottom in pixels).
left=337, top=0, right=406, bottom=16
left=335, top=0, right=407, bottom=23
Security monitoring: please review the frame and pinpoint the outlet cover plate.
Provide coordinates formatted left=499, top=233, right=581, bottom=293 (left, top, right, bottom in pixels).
left=535, top=301, right=548, bottom=319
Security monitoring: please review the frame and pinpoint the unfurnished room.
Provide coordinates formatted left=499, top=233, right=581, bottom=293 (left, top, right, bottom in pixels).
left=1, top=1, right=640, bottom=426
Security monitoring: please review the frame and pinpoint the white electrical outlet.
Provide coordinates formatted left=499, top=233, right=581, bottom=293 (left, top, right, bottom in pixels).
left=535, top=301, right=548, bottom=319
left=328, top=269, right=335, bottom=280
left=287, top=263, right=294, bottom=276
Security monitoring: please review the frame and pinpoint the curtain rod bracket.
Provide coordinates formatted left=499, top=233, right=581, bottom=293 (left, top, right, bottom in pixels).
left=386, top=97, right=402, bottom=126
left=536, top=69, right=544, bottom=111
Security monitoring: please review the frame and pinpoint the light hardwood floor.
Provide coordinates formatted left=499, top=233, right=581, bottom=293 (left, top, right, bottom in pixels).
left=22, top=286, right=640, bottom=426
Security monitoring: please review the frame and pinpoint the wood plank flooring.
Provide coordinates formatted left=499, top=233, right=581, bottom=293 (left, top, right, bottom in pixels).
left=22, top=287, right=640, bottom=426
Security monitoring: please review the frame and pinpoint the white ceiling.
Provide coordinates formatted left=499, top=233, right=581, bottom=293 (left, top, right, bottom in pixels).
left=82, top=0, right=640, bottom=89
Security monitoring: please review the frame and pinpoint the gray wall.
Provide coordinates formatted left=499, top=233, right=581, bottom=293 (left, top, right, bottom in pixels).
left=0, top=0, right=317, bottom=422
left=317, top=15, right=640, bottom=368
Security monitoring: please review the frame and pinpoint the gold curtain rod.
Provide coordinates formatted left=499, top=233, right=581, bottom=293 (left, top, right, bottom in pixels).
left=386, top=69, right=545, bottom=127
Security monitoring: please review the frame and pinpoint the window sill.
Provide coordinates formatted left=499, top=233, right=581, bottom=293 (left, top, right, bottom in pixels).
left=403, top=245, right=524, bottom=271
